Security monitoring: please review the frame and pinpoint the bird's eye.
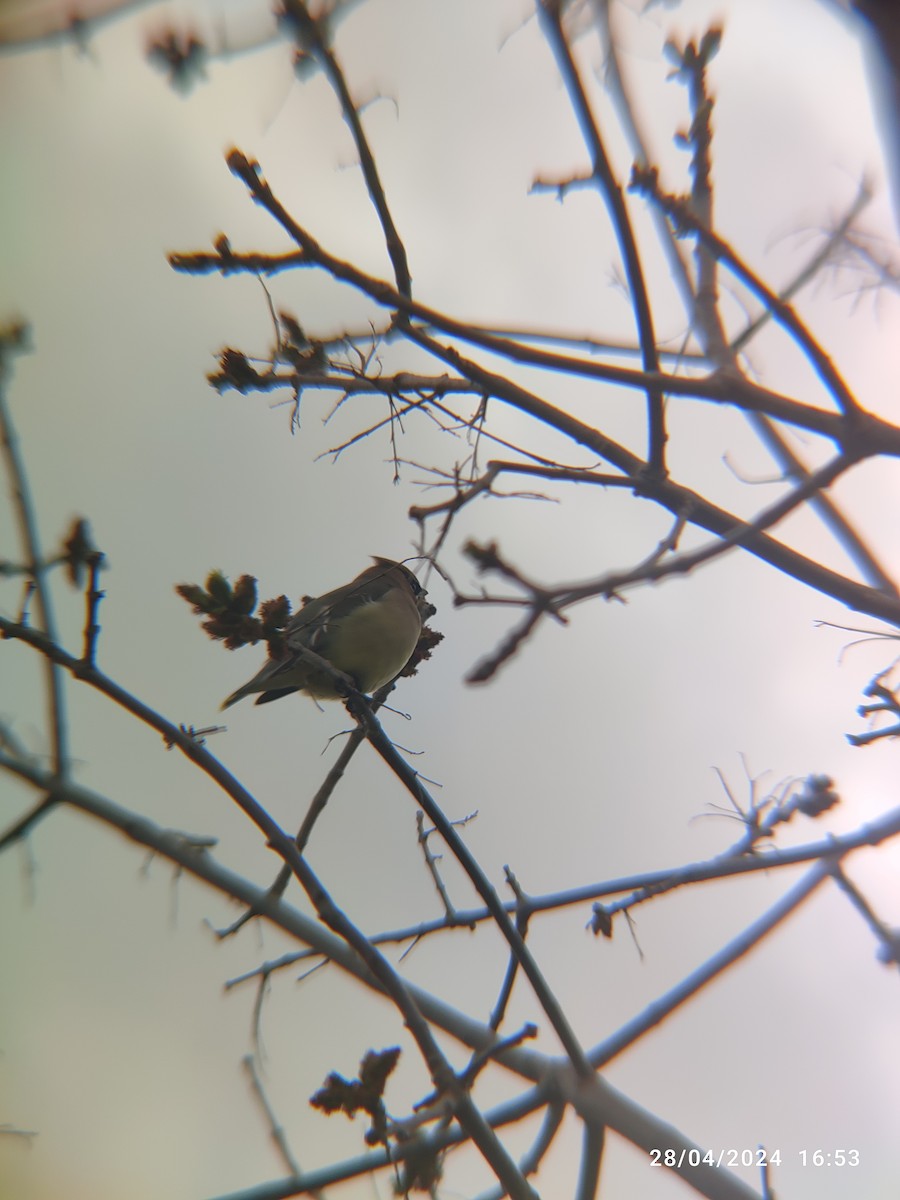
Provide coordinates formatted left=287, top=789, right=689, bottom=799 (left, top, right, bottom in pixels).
left=404, top=567, right=425, bottom=595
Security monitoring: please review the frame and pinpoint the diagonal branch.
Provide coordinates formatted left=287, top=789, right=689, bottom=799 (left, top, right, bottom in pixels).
left=631, top=167, right=863, bottom=419
left=278, top=0, right=411, bottom=298
left=589, top=857, right=836, bottom=1068
left=1, top=745, right=762, bottom=1200
left=537, top=0, right=667, bottom=475
left=401, top=323, right=900, bottom=626
left=596, top=11, right=893, bottom=595
left=0, top=328, right=69, bottom=776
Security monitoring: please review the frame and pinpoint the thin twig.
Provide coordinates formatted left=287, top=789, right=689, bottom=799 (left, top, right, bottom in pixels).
left=0, top=330, right=69, bottom=776
left=81, top=551, right=106, bottom=666
left=279, top=0, right=411, bottom=298
left=242, top=1055, right=312, bottom=1185
left=537, top=0, right=667, bottom=474
left=631, top=166, right=863, bottom=419
left=416, top=810, right=460, bottom=922
left=828, top=863, right=900, bottom=969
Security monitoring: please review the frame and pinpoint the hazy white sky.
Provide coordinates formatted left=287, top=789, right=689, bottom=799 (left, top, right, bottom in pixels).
left=2, top=3, right=899, bottom=1199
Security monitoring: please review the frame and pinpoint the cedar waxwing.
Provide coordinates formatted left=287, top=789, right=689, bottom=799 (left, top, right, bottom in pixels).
left=221, top=558, right=428, bottom=709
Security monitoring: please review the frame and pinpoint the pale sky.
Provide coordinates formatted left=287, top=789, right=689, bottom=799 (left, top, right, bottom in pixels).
left=2, top=2, right=899, bottom=1199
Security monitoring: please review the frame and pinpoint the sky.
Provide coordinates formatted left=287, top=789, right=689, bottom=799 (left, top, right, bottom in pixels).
left=1, top=2, right=899, bottom=1199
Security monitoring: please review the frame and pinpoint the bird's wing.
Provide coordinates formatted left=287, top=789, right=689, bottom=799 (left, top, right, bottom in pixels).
left=283, top=569, right=403, bottom=651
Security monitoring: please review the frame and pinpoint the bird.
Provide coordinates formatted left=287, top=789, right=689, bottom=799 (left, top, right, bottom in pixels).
left=221, top=558, right=429, bottom=709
